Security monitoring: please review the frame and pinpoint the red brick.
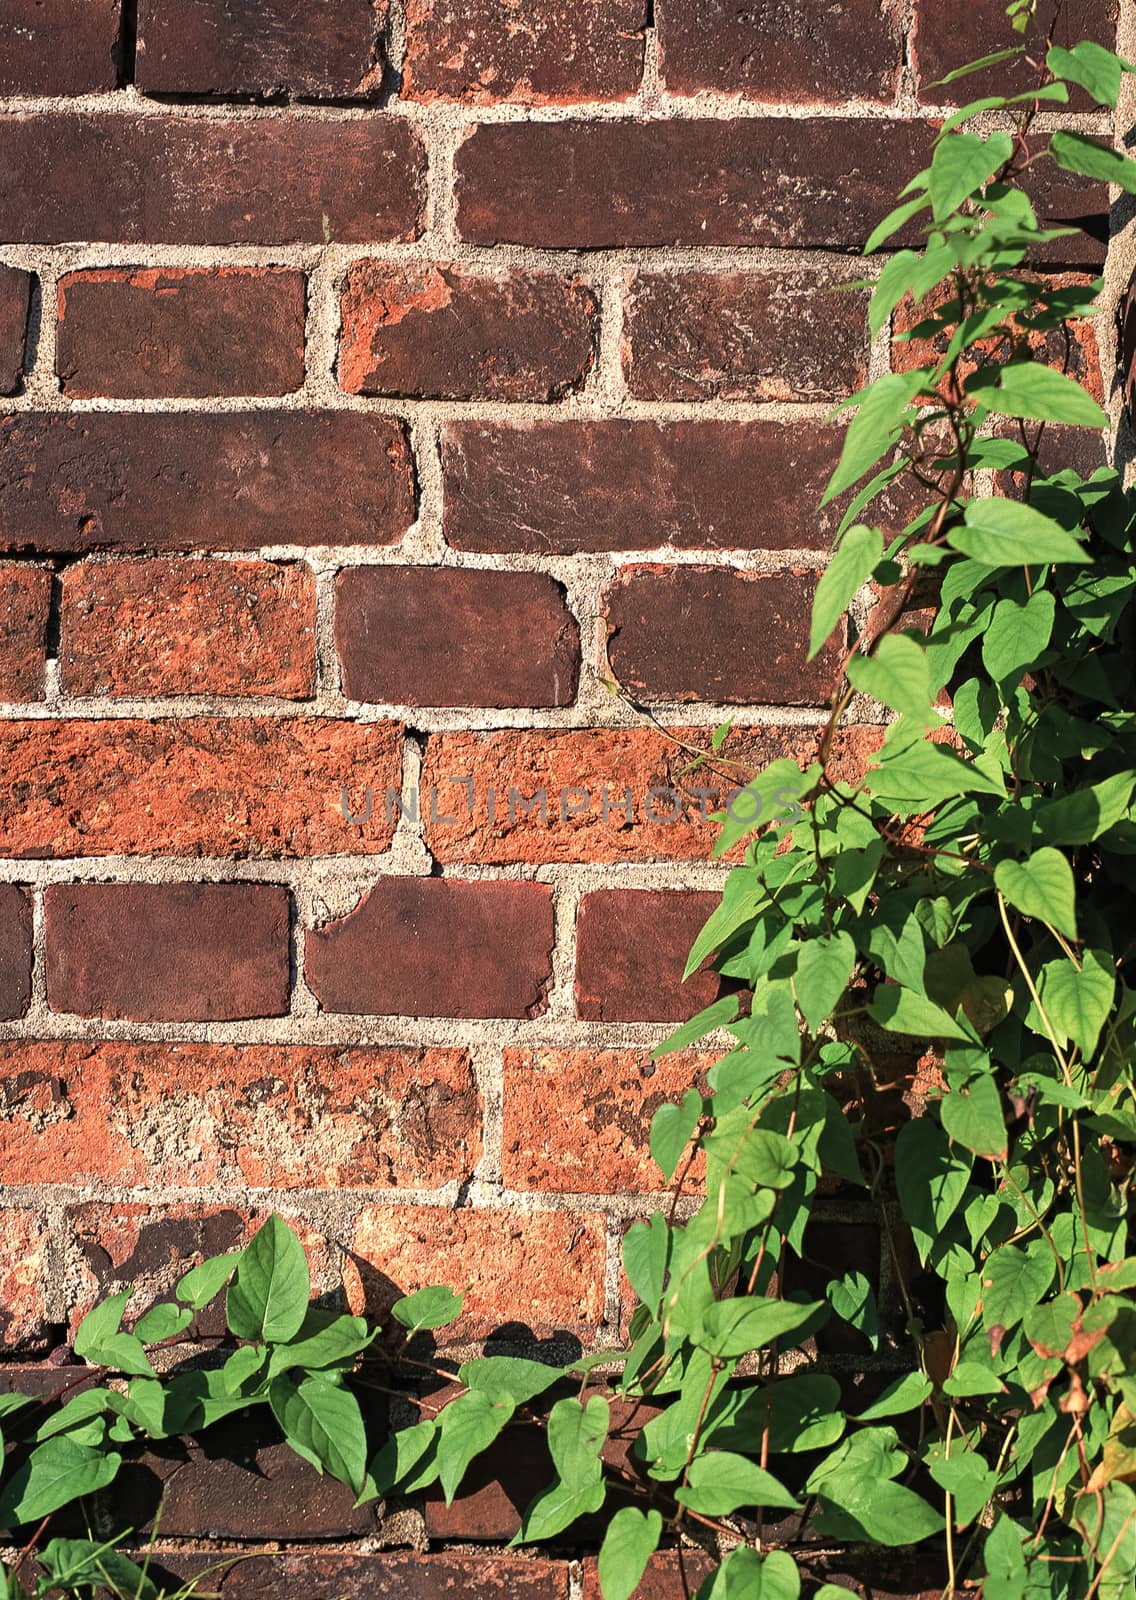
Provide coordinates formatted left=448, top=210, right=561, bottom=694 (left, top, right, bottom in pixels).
left=582, top=1553, right=717, bottom=1600
left=623, top=269, right=869, bottom=402
left=0, top=1041, right=479, bottom=1190
left=335, top=567, right=579, bottom=708
left=659, top=0, right=903, bottom=101
left=339, top=261, right=597, bottom=400
left=60, top=558, right=316, bottom=699
left=575, top=889, right=723, bottom=1023
left=0, top=564, right=50, bottom=701
left=349, top=1206, right=606, bottom=1337
left=456, top=117, right=930, bottom=247
left=45, top=882, right=290, bottom=1021
left=305, top=877, right=554, bottom=1019
left=604, top=565, right=843, bottom=706
left=0, top=1209, right=51, bottom=1353
left=0, top=115, right=423, bottom=244
left=0, top=413, right=414, bottom=554
left=56, top=268, right=307, bottom=400
left=0, top=717, right=401, bottom=857
left=0, top=267, right=31, bottom=395
left=136, top=0, right=387, bottom=97
left=420, top=725, right=880, bottom=865
left=182, top=1553, right=569, bottom=1599
left=423, top=1421, right=552, bottom=1541
left=503, top=1048, right=714, bottom=1193
left=913, top=0, right=1118, bottom=103
left=0, top=886, right=33, bottom=1022
left=403, top=0, right=646, bottom=104
left=0, top=0, right=121, bottom=94
left=441, top=420, right=926, bottom=555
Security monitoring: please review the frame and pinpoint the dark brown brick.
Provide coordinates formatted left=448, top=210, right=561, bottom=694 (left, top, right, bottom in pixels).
left=335, top=567, right=579, bottom=708
left=623, top=269, right=869, bottom=401
left=605, top=565, right=844, bottom=705
left=455, top=117, right=930, bottom=248
left=136, top=0, right=387, bottom=97
left=0, top=886, right=33, bottom=1021
left=56, top=268, right=307, bottom=399
left=403, top=0, right=646, bottom=104
left=658, top=0, right=903, bottom=102
left=914, top=0, right=1119, bottom=103
left=339, top=261, right=597, bottom=400
left=0, top=268, right=31, bottom=395
left=0, top=413, right=414, bottom=554
left=424, top=1420, right=551, bottom=1541
left=177, top=1553, right=569, bottom=1599
left=0, top=0, right=121, bottom=94
left=45, top=883, right=290, bottom=1021
left=0, top=564, right=50, bottom=701
left=442, top=420, right=925, bottom=554
left=575, top=889, right=722, bottom=1023
left=0, top=114, right=423, bottom=244
left=305, top=877, right=554, bottom=1019
left=582, top=1553, right=717, bottom=1600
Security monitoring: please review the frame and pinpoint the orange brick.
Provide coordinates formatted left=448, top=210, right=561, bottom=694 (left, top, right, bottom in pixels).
left=0, top=1208, right=51, bottom=1352
left=0, top=716, right=401, bottom=857
left=502, top=1049, right=713, bottom=1194
left=0, top=1042, right=481, bottom=1191
left=349, top=1206, right=607, bottom=1337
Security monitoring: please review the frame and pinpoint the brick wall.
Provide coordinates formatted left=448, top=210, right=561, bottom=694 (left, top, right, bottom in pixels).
left=0, top=0, right=1122, bottom=1589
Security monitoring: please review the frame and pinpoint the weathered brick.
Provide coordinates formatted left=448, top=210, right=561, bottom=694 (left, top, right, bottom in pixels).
left=623, top=269, right=869, bottom=402
left=604, top=565, right=843, bottom=705
left=0, top=115, right=423, bottom=244
left=0, top=1209, right=51, bottom=1353
left=913, top=0, right=1119, bottom=103
left=168, top=1553, right=570, bottom=1600
left=45, top=883, right=291, bottom=1021
left=658, top=0, right=903, bottom=102
left=335, top=567, right=579, bottom=708
left=339, top=261, right=597, bottom=400
left=0, top=267, right=31, bottom=394
left=0, top=0, right=121, bottom=94
left=503, top=1048, right=715, bottom=1193
left=403, top=0, right=646, bottom=104
left=136, top=0, right=387, bottom=97
left=0, top=414, right=414, bottom=553
left=582, top=1553, right=717, bottom=1600
left=456, top=118, right=929, bottom=247
left=0, top=1041, right=480, bottom=1189
left=424, top=1420, right=552, bottom=1541
left=575, top=889, right=723, bottom=1023
left=349, top=1205, right=607, bottom=1336
left=441, top=420, right=927, bottom=555
left=0, top=564, right=51, bottom=701
left=60, top=558, right=317, bottom=699
left=420, top=725, right=880, bottom=865
left=0, top=717, right=401, bottom=857
left=305, top=878, right=554, bottom=1019
left=0, top=886, right=33, bottom=1022
left=56, top=268, right=307, bottom=399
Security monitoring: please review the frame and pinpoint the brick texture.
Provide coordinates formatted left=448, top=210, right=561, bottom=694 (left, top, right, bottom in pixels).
left=335, top=567, right=579, bottom=707
left=0, top=886, right=33, bottom=1022
left=0, top=414, right=414, bottom=552
left=0, top=1209, right=51, bottom=1353
left=0, top=0, right=121, bottom=95
left=0, top=564, right=51, bottom=701
left=913, top=0, right=1119, bottom=102
left=59, top=558, right=317, bottom=698
left=305, top=878, right=554, bottom=1018
left=45, top=883, right=291, bottom=1021
left=56, top=268, right=307, bottom=398
left=0, top=267, right=30, bottom=394
left=575, top=888, right=723, bottom=1022
left=174, top=1553, right=570, bottom=1599
left=339, top=261, right=598, bottom=400
left=135, top=0, right=387, bottom=97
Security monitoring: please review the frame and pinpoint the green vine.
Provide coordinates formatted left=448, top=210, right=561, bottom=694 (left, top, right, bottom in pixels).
left=3, top=13, right=1136, bottom=1599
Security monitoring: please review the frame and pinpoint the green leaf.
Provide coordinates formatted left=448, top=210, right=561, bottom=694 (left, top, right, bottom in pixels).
left=697, top=1549, right=800, bottom=1600
left=950, top=497, right=1088, bottom=565
left=995, top=848, right=1078, bottom=940
left=983, top=1514, right=1027, bottom=1598
left=676, top=1452, right=801, bottom=1516
left=598, top=1507, right=663, bottom=1600
left=926, top=47, right=1024, bottom=88
left=132, top=1302, right=193, bottom=1344
left=868, top=984, right=977, bottom=1043
left=1047, top=41, right=1128, bottom=106
left=266, top=1310, right=376, bottom=1378
left=364, top=1419, right=437, bottom=1500
left=856, top=1372, right=933, bottom=1420
left=822, top=371, right=928, bottom=504
left=176, top=1250, right=240, bottom=1310
left=896, top=1120, right=971, bottom=1264
left=1036, top=772, right=1136, bottom=845
left=869, top=738, right=1005, bottom=809
left=390, top=1285, right=463, bottom=1335
left=795, top=932, right=855, bottom=1031
left=1038, top=950, right=1115, bottom=1058
left=459, top=1356, right=564, bottom=1407
left=929, top=131, right=1013, bottom=220
left=928, top=1449, right=998, bottom=1527
left=268, top=1373, right=368, bottom=1495
left=864, top=194, right=931, bottom=254
left=515, top=1474, right=606, bottom=1543
left=967, top=360, right=1108, bottom=428
left=435, top=1390, right=515, bottom=1505
left=1049, top=129, right=1136, bottom=195
left=226, top=1214, right=310, bottom=1345
left=942, top=1361, right=1005, bottom=1398
left=848, top=634, right=933, bottom=720
left=982, top=590, right=1056, bottom=683
left=40, top=1538, right=158, bottom=1600
left=72, top=1291, right=155, bottom=1379
left=650, top=1088, right=704, bottom=1182
left=622, top=1213, right=671, bottom=1318
left=0, top=1437, right=122, bottom=1527
left=697, top=1297, right=824, bottom=1359
left=810, top=524, right=882, bottom=660
left=940, top=1073, right=1008, bottom=1161
left=712, top=760, right=819, bottom=858
left=981, top=1241, right=1056, bottom=1332
left=515, top=1395, right=609, bottom=1544
left=654, top=995, right=739, bottom=1057
left=826, top=1270, right=879, bottom=1349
